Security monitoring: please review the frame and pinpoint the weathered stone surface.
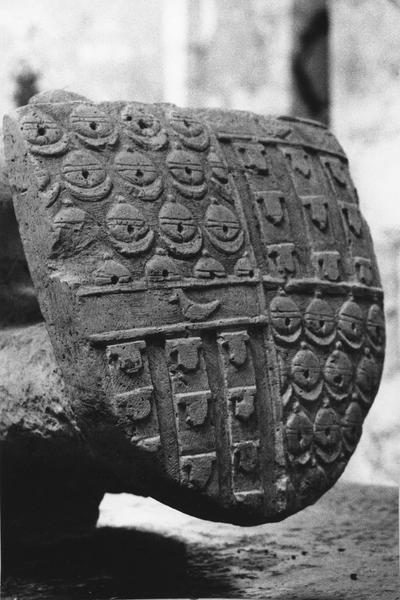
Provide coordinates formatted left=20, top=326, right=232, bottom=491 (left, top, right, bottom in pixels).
left=0, top=322, right=75, bottom=440
left=0, top=323, right=104, bottom=545
left=2, top=91, right=385, bottom=525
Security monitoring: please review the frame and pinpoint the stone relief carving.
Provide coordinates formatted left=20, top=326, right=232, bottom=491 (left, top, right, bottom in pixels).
left=3, top=91, right=385, bottom=525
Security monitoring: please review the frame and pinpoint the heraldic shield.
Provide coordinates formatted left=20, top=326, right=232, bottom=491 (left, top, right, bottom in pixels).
left=3, top=91, right=385, bottom=525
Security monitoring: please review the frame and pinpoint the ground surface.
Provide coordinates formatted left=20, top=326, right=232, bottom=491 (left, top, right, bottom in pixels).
left=2, top=481, right=398, bottom=599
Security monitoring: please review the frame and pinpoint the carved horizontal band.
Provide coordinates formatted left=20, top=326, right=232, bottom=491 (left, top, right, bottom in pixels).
left=88, top=315, right=269, bottom=345
left=217, top=133, right=348, bottom=162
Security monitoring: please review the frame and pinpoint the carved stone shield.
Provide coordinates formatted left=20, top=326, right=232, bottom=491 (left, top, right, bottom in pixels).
left=3, top=91, right=385, bottom=525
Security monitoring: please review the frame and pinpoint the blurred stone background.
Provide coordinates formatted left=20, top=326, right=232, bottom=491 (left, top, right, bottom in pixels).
left=0, top=0, right=398, bottom=491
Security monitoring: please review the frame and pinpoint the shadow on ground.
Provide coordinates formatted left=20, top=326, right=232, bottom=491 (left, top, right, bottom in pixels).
left=2, top=482, right=398, bottom=600
left=2, top=526, right=240, bottom=599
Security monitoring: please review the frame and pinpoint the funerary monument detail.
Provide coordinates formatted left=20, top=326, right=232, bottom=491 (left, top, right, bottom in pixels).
left=3, top=90, right=385, bottom=524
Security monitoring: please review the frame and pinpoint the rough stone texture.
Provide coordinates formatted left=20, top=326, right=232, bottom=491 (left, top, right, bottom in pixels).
left=3, top=90, right=385, bottom=526
left=1, top=482, right=398, bottom=599
left=0, top=323, right=75, bottom=441
left=0, top=323, right=105, bottom=546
